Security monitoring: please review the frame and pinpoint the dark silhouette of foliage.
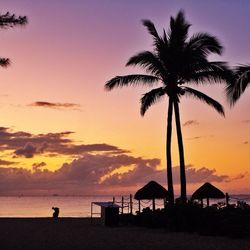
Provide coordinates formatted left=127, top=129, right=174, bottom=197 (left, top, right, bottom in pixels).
left=226, top=65, right=250, bottom=106
left=0, top=12, right=27, bottom=28
left=0, top=12, right=27, bottom=68
left=105, top=10, right=232, bottom=203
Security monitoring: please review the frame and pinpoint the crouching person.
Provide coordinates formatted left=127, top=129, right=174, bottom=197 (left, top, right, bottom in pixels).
left=52, top=207, right=59, bottom=218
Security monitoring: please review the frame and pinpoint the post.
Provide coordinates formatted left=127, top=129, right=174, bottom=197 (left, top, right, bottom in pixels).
left=121, top=196, right=124, bottom=214
left=201, top=199, right=203, bottom=208
left=152, top=198, right=155, bottom=211
left=138, top=200, right=141, bottom=213
left=226, top=193, right=229, bottom=207
left=130, top=194, right=133, bottom=214
left=112, top=196, right=115, bottom=204
left=91, top=202, right=93, bottom=224
left=206, top=197, right=209, bottom=207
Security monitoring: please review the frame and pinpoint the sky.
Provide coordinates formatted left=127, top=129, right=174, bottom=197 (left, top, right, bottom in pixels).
left=0, top=0, right=250, bottom=196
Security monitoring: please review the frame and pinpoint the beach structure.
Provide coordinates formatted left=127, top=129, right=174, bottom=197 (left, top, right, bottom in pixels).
left=112, top=194, right=133, bottom=214
left=192, top=182, right=225, bottom=206
left=134, top=181, right=168, bottom=212
left=91, top=202, right=120, bottom=226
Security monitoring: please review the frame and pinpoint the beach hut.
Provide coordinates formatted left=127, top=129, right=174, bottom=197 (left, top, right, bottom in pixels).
left=134, top=180, right=168, bottom=212
left=91, top=202, right=120, bottom=226
left=192, top=182, right=225, bottom=206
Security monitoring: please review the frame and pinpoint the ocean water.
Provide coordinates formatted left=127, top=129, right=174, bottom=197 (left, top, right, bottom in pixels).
left=0, top=196, right=114, bottom=218
left=0, top=195, right=249, bottom=218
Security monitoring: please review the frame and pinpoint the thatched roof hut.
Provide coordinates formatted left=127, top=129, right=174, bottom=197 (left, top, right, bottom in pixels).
left=192, top=182, right=225, bottom=206
left=134, top=181, right=168, bottom=211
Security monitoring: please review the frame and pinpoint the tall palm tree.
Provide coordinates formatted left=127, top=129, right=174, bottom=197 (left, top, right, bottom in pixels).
left=226, top=65, right=250, bottom=105
left=105, top=11, right=231, bottom=203
left=0, top=12, right=27, bottom=67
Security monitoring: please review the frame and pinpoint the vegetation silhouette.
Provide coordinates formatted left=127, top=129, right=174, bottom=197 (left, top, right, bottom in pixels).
left=0, top=12, right=27, bottom=67
left=226, top=65, right=250, bottom=105
left=105, top=10, right=232, bottom=203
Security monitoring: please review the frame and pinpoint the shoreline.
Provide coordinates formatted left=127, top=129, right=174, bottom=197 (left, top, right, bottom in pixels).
left=0, top=218, right=250, bottom=250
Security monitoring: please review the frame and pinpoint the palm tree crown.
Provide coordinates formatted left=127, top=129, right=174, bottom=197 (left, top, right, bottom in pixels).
left=105, top=10, right=231, bottom=203
left=106, top=11, right=230, bottom=115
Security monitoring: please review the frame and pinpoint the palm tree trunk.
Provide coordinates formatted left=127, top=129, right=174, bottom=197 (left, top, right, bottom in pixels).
left=167, top=98, right=174, bottom=204
left=173, top=100, right=187, bottom=203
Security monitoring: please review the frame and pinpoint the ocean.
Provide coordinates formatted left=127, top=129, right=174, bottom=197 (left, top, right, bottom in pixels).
left=0, top=196, right=114, bottom=218
left=0, top=195, right=249, bottom=218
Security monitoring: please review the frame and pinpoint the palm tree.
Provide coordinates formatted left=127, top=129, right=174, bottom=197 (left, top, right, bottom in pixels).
left=0, top=12, right=27, bottom=67
left=105, top=10, right=231, bottom=203
left=226, top=65, right=250, bottom=105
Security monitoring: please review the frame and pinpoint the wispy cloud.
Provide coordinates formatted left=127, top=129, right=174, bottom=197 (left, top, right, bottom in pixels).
left=227, top=172, right=248, bottom=182
left=32, top=162, right=46, bottom=171
left=0, top=159, right=16, bottom=166
left=186, top=136, right=203, bottom=140
left=183, top=120, right=199, bottom=127
left=28, top=101, right=81, bottom=110
left=0, top=127, right=128, bottom=158
left=242, top=120, right=250, bottom=123
left=243, top=141, right=248, bottom=145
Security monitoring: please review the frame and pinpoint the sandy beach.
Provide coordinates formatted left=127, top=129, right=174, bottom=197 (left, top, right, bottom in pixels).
left=0, top=218, right=250, bottom=250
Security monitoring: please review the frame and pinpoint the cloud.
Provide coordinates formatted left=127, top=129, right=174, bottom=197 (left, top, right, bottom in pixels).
left=28, top=101, right=80, bottom=110
left=0, top=159, right=16, bottom=166
left=228, top=172, right=248, bottom=182
left=0, top=152, right=235, bottom=195
left=102, top=164, right=229, bottom=187
left=32, top=162, right=46, bottom=171
left=0, top=153, right=161, bottom=195
left=186, top=136, right=203, bottom=140
left=183, top=165, right=228, bottom=183
left=0, top=127, right=126, bottom=158
left=183, top=120, right=199, bottom=127
left=0, top=129, right=243, bottom=195
left=242, top=120, right=250, bottom=123
left=14, top=143, right=38, bottom=158
left=243, top=141, right=248, bottom=145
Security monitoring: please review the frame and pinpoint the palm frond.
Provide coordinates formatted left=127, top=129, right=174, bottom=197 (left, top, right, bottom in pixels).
left=140, top=87, right=166, bottom=115
left=105, top=74, right=160, bottom=90
left=0, top=57, right=10, bottom=67
left=183, top=86, right=225, bottom=116
left=142, top=19, right=160, bottom=39
left=168, top=10, right=190, bottom=48
left=184, top=61, right=233, bottom=85
left=187, top=32, right=223, bottom=56
left=226, top=65, right=250, bottom=106
left=126, top=51, right=167, bottom=78
left=142, top=19, right=167, bottom=55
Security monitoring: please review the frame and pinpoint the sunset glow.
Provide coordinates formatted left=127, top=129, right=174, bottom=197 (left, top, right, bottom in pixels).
left=0, top=0, right=250, bottom=196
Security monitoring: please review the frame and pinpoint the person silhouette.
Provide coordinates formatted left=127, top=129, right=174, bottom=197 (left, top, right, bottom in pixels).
left=52, top=207, right=59, bottom=218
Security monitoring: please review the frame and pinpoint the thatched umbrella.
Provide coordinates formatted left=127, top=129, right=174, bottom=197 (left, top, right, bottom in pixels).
left=134, top=181, right=168, bottom=212
left=192, top=182, right=225, bottom=206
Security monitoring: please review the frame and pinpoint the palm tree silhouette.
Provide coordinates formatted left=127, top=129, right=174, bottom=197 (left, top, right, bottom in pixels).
left=226, top=65, right=250, bottom=105
left=105, top=10, right=231, bottom=203
left=0, top=12, right=27, bottom=67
